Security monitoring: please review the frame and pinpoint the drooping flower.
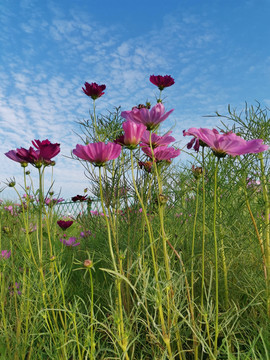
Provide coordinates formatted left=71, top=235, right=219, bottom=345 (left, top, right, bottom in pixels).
left=73, top=142, right=121, bottom=167
left=60, top=237, right=80, bottom=247
left=141, top=130, right=175, bottom=148
left=57, top=220, right=74, bottom=230
left=114, top=120, right=146, bottom=149
left=71, top=194, right=88, bottom=202
left=138, top=160, right=153, bottom=173
left=149, top=75, right=175, bottom=90
left=184, top=128, right=269, bottom=157
left=82, top=82, right=106, bottom=100
left=1, top=250, right=11, bottom=259
left=121, top=103, right=174, bottom=131
left=141, top=146, right=180, bottom=162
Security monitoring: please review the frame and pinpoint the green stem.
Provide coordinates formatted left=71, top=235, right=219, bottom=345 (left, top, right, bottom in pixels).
left=259, top=153, right=270, bottom=317
left=201, top=147, right=206, bottom=310
left=213, top=158, right=220, bottom=356
left=99, top=167, right=117, bottom=273
left=130, top=150, right=173, bottom=359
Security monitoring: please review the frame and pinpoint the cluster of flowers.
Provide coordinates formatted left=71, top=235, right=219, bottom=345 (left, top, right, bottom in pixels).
left=74, top=75, right=180, bottom=168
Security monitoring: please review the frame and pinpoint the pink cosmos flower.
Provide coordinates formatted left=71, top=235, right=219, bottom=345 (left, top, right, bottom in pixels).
left=82, top=82, right=106, bottom=100
left=73, top=142, right=121, bottom=166
left=1, top=250, right=11, bottom=259
left=141, top=146, right=181, bottom=162
left=121, top=103, right=174, bottom=131
left=60, top=237, right=80, bottom=247
left=184, top=128, right=269, bottom=157
left=149, top=75, right=175, bottom=90
left=57, top=220, right=74, bottom=230
left=114, top=120, right=146, bottom=149
left=141, top=130, right=175, bottom=148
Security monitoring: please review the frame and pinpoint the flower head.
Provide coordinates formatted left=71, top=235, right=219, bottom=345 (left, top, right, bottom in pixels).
left=57, top=220, right=74, bottom=230
left=149, top=75, right=175, bottom=90
left=73, top=142, right=121, bottom=167
left=184, top=128, right=269, bottom=157
left=6, top=140, right=60, bottom=167
left=71, top=194, right=88, bottom=202
left=82, top=82, right=106, bottom=100
left=1, top=250, right=11, bottom=259
left=121, top=103, right=173, bottom=131
left=60, top=237, right=80, bottom=247
left=141, top=130, right=175, bottom=148
left=141, top=146, right=180, bottom=162
left=114, top=120, right=146, bottom=149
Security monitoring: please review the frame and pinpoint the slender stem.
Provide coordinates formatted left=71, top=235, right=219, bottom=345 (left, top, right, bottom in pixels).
left=213, top=158, right=220, bottom=356
left=259, top=153, right=270, bottom=317
left=201, top=147, right=206, bottom=310
left=244, top=187, right=267, bottom=280
left=130, top=150, right=173, bottom=359
left=99, top=167, right=117, bottom=273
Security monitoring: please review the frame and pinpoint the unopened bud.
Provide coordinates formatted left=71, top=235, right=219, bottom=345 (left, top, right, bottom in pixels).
left=84, top=259, right=93, bottom=268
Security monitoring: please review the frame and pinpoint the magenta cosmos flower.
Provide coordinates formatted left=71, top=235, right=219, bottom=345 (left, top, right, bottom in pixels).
left=141, top=130, right=175, bottom=148
left=184, top=128, right=269, bottom=157
left=1, top=250, right=11, bottom=259
left=57, top=220, right=74, bottom=230
left=73, top=142, right=121, bottom=166
left=141, top=146, right=180, bottom=162
left=149, top=75, right=175, bottom=90
left=5, top=139, right=60, bottom=167
left=114, top=120, right=147, bottom=149
left=82, top=82, right=106, bottom=100
left=121, top=103, right=174, bottom=131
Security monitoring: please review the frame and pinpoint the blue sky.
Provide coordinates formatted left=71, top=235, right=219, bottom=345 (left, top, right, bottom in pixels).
left=1, top=0, right=270, bottom=200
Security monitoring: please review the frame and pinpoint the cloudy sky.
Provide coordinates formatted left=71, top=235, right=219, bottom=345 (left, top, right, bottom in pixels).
left=1, top=0, right=269, bottom=200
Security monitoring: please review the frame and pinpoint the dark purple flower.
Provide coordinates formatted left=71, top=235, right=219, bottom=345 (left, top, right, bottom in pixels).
left=149, top=75, right=175, bottom=90
left=82, top=82, right=106, bottom=100
left=71, top=194, right=88, bottom=202
left=57, top=220, right=74, bottom=230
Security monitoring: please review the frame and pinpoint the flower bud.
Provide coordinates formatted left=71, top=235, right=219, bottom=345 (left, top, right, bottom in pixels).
left=84, top=259, right=93, bottom=268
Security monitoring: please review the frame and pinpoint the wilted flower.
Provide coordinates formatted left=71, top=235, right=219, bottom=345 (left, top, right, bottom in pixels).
left=121, top=103, right=174, bottom=131
left=9, top=282, right=21, bottom=296
left=149, top=75, right=175, bottom=90
left=57, top=220, right=74, bottom=230
left=60, top=237, right=80, bottom=247
left=82, top=82, right=106, bottom=100
left=73, top=142, right=121, bottom=167
left=138, top=161, right=153, bottom=173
